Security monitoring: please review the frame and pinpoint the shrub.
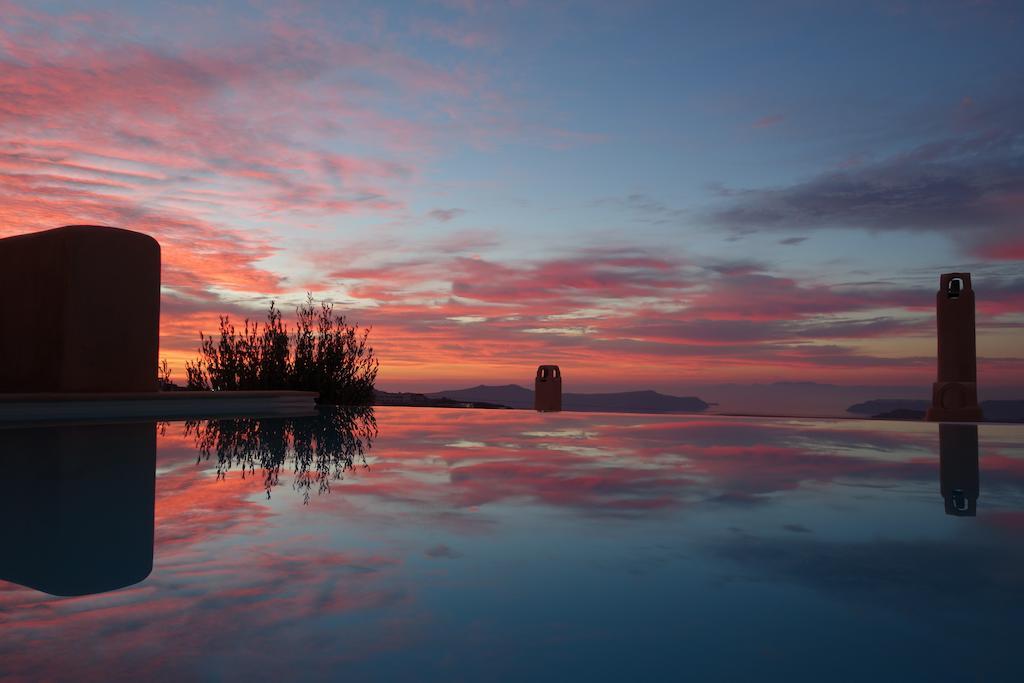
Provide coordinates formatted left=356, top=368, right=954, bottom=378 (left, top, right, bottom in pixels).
left=186, top=294, right=378, bottom=405
left=157, top=358, right=176, bottom=390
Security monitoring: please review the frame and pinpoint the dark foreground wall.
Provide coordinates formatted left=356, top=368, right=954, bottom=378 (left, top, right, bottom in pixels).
left=0, top=225, right=160, bottom=393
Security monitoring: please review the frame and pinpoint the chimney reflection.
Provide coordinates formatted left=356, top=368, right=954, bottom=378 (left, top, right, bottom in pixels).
left=939, top=423, right=980, bottom=517
left=0, top=421, right=155, bottom=596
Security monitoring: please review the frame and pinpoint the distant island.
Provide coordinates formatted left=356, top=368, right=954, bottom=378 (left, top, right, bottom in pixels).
left=373, top=390, right=509, bottom=410
left=373, top=386, right=1024, bottom=421
left=847, top=399, right=1024, bottom=423
left=374, top=384, right=709, bottom=414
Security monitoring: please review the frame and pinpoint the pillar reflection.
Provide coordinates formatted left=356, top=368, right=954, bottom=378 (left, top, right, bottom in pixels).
left=939, top=423, right=980, bottom=517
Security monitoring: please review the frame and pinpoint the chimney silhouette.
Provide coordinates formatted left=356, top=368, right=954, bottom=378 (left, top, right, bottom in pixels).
left=534, top=365, right=562, bottom=412
left=925, top=273, right=983, bottom=422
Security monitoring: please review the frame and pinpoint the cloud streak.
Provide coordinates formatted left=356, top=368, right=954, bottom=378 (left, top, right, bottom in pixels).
left=707, top=128, right=1024, bottom=259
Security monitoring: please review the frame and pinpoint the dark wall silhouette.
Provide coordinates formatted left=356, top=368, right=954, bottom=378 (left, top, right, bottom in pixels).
left=0, top=225, right=160, bottom=393
left=0, top=422, right=156, bottom=596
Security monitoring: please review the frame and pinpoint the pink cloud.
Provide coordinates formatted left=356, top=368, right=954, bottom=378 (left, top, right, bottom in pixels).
left=414, top=18, right=495, bottom=49
left=0, top=0, right=498, bottom=300
left=752, top=115, right=784, bottom=128
left=169, top=241, right=1016, bottom=388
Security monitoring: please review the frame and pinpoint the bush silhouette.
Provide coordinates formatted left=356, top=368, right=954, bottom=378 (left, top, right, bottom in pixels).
left=157, top=358, right=176, bottom=390
left=186, top=294, right=378, bottom=405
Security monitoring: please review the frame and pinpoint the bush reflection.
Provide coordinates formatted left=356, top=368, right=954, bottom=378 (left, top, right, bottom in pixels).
left=184, top=406, right=377, bottom=502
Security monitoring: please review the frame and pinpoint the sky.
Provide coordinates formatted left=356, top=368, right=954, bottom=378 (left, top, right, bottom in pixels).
left=1, top=0, right=1022, bottom=393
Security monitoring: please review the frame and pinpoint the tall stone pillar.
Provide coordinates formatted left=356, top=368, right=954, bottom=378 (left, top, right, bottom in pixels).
left=925, top=273, right=983, bottom=422
left=534, top=365, right=562, bottom=412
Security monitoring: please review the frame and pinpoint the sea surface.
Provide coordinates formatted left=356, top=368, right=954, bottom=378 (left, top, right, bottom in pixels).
left=2, top=407, right=1023, bottom=681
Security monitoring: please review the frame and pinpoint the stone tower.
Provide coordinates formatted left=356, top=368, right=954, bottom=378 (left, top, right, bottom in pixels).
left=925, top=273, right=983, bottom=422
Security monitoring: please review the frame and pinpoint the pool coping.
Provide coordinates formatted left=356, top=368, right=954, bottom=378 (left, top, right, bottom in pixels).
left=0, top=390, right=319, bottom=422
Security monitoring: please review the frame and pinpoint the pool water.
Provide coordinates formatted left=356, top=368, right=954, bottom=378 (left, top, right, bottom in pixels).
left=2, top=408, right=1023, bottom=681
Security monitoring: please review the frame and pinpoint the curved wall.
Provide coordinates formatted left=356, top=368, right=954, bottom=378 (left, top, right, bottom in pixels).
left=0, top=225, right=161, bottom=393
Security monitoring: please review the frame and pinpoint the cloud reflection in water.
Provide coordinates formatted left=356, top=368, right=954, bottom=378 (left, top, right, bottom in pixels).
left=1, top=409, right=1023, bottom=680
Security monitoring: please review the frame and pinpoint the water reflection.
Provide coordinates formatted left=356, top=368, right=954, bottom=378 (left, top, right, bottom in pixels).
left=185, top=406, right=377, bottom=503
left=939, top=423, right=980, bottom=516
left=0, top=408, right=375, bottom=598
left=0, top=422, right=155, bottom=596
left=1, top=411, right=1023, bottom=681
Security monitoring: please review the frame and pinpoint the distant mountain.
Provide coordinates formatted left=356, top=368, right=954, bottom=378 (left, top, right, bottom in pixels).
left=559, top=390, right=708, bottom=413
left=427, top=384, right=709, bottom=413
left=427, top=384, right=533, bottom=409
left=848, top=398, right=1024, bottom=423
left=847, top=399, right=929, bottom=415
left=870, top=409, right=927, bottom=421
left=979, top=400, right=1024, bottom=423
left=693, top=382, right=932, bottom=418
left=373, top=389, right=510, bottom=410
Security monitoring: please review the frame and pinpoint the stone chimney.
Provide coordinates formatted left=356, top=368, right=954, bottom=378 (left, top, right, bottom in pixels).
left=534, top=365, right=562, bottom=412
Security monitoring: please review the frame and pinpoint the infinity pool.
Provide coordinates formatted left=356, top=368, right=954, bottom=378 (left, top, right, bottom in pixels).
left=2, top=408, right=1023, bottom=681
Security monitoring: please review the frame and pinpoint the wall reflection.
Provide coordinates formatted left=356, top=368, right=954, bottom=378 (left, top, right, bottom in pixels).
left=0, top=408, right=376, bottom=598
left=0, top=422, right=156, bottom=596
left=939, top=423, right=980, bottom=516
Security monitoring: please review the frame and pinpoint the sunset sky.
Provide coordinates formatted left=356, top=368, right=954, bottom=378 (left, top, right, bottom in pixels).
left=2, top=0, right=1022, bottom=392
